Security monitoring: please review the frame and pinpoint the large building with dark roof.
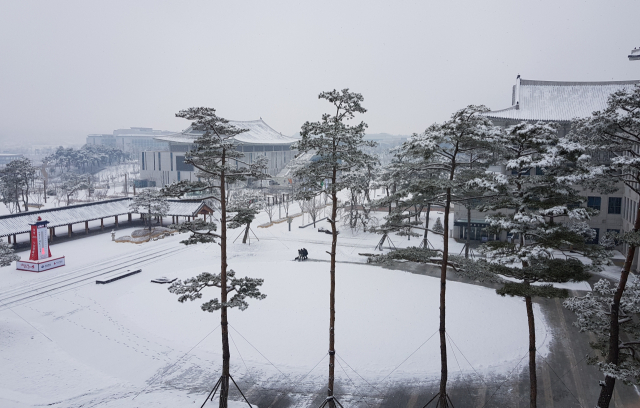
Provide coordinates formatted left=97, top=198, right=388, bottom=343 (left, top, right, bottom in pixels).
left=139, top=119, right=298, bottom=186
left=454, top=76, right=640, bottom=260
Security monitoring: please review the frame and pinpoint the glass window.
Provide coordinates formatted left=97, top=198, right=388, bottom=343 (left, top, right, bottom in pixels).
left=608, top=197, right=622, bottom=214
left=587, top=196, right=601, bottom=211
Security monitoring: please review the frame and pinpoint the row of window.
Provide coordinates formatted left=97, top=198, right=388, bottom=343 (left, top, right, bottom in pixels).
left=586, top=196, right=621, bottom=214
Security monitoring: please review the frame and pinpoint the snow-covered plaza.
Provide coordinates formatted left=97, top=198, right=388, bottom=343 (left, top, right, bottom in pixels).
left=1, top=208, right=557, bottom=407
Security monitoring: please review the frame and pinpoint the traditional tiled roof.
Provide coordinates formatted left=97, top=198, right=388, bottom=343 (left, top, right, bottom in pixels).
left=484, top=77, right=640, bottom=122
left=0, top=198, right=212, bottom=237
left=155, top=119, right=298, bottom=145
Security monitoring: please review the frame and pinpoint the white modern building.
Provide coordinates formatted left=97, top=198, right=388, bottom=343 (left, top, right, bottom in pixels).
left=0, top=154, right=22, bottom=168
left=454, top=76, right=640, bottom=250
left=139, top=119, right=298, bottom=187
left=86, top=127, right=176, bottom=155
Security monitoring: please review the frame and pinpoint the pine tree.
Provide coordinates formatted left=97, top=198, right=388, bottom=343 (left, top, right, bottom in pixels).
left=60, top=172, right=90, bottom=206
left=0, top=241, right=20, bottom=267
left=292, top=89, right=377, bottom=407
left=0, top=157, right=37, bottom=212
left=129, top=189, right=170, bottom=233
left=162, top=107, right=268, bottom=408
left=373, top=105, right=500, bottom=406
left=564, top=84, right=640, bottom=407
left=476, top=121, right=605, bottom=408
left=564, top=277, right=640, bottom=388
left=432, top=217, right=444, bottom=234
left=227, top=189, right=264, bottom=244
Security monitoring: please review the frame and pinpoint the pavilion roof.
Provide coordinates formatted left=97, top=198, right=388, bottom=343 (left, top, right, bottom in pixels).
left=155, top=119, right=298, bottom=145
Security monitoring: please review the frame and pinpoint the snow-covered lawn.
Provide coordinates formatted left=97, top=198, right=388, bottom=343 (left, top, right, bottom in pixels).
left=0, top=209, right=551, bottom=407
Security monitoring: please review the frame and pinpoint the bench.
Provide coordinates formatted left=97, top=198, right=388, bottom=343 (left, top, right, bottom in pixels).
left=96, top=269, right=142, bottom=284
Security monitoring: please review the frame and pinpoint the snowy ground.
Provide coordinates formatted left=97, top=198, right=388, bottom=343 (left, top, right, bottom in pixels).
left=0, top=206, right=554, bottom=407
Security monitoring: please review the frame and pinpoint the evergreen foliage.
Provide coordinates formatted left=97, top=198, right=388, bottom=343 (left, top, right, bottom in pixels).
left=161, top=107, right=268, bottom=408
left=44, top=144, right=127, bottom=172
left=432, top=217, right=444, bottom=234
left=292, top=89, right=377, bottom=406
left=0, top=157, right=38, bottom=212
left=565, top=277, right=640, bottom=386
left=563, top=84, right=640, bottom=407
left=129, top=189, right=170, bottom=232
left=0, top=241, right=19, bottom=267
left=169, top=269, right=266, bottom=312
left=372, top=105, right=501, bottom=406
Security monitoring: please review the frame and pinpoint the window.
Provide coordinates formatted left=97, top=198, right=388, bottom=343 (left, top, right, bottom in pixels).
left=535, top=166, right=544, bottom=176
left=590, top=228, right=600, bottom=245
left=176, top=155, right=194, bottom=171
left=158, top=152, right=161, bottom=171
left=170, top=152, right=173, bottom=171
left=587, top=196, right=601, bottom=211
left=608, top=197, right=622, bottom=214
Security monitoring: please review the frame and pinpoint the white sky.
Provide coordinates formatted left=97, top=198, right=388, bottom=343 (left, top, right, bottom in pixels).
left=0, top=0, right=638, bottom=145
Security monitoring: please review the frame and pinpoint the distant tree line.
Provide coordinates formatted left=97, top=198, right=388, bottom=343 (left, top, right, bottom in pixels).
left=44, top=144, right=128, bottom=173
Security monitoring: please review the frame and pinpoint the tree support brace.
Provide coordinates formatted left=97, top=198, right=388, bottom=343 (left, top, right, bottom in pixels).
left=201, top=374, right=253, bottom=408
left=422, top=392, right=455, bottom=408
left=318, top=395, right=345, bottom=408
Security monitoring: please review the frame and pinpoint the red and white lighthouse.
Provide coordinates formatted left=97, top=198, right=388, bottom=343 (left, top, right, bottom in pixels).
left=16, top=217, right=65, bottom=272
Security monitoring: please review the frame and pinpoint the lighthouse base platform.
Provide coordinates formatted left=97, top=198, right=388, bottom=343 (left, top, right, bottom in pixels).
left=16, top=257, right=66, bottom=272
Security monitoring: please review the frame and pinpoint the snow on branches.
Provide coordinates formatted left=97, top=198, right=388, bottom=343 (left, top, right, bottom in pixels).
left=168, top=269, right=266, bottom=312
left=0, top=241, right=19, bottom=267
left=564, top=277, right=640, bottom=385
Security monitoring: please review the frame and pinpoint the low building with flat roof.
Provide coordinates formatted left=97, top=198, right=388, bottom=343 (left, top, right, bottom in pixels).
left=86, top=127, right=176, bottom=155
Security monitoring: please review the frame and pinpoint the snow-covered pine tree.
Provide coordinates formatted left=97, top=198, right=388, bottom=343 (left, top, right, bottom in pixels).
left=475, top=121, right=606, bottom=408
left=0, top=241, right=20, bottom=267
left=341, top=154, right=379, bottom=232
left=376, top=105, right=501, bottom=407
left=128, top=189, right=170, bottom=233
left=564, top=277, right=640, bottom=388
left=292, top=89, right=377, bottom=407
left=227, top=189, right=264, bottom=244
left=432, top=217, right=444, bottom=234
left=372, top=145, right=443, bottom=249
left=162, top=107, right=269, bottom=408
left=563, top=84, right=640, bottom=407
left=0, top=157, right=37, bottom=212
left=59, top=172, right=90, bottom=206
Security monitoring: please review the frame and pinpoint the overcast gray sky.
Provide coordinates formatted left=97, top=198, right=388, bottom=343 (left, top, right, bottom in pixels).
left=1, top=0, right=638, bottom=145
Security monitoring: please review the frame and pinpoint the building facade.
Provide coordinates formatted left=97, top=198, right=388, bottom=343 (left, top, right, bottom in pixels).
left=139, top=119, right=298, bottom=186
left=0, top=154, right=22, bottom=168
left=86, top=127, right=175, bottom=155
left=454, top=77, right=640, bottom=254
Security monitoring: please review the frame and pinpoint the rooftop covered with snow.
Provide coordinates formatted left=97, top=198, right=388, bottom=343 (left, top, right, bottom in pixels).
left=155, top=119, right=298, bottom=145
left=0, top=198, right=213, bottom=237
left=483, top=77, right=640, bottom=123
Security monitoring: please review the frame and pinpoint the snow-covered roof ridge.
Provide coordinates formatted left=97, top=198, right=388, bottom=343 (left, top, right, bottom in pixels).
left=155, top=118, right=298, bottom=145
left=484, top=77, right=640, bottom=122
left=0, top=198, right=213, bottom=237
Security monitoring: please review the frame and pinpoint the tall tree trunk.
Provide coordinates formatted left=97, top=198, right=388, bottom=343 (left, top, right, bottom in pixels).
left=525, top=289, right=537, bottom=408
left=220, top=160, right=230, bottom=408
left=326, top=168, right=338, bottom=408
left=597, top=204, right=640, bottom=407
left=422, top=203, right=431, bottom=248
left=242, top=222, right=250, bottom=244
left=465, top=205, right=471, bottom=258
left=439, top=187, right=451, bottom=406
